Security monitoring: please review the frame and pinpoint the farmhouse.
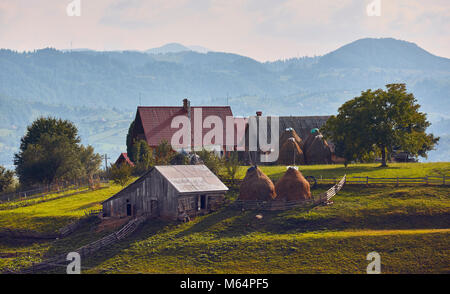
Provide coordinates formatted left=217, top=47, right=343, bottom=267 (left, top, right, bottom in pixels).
left=102, top=165, right=228, bottom=220
left=128, top=99, right=233, bottom=151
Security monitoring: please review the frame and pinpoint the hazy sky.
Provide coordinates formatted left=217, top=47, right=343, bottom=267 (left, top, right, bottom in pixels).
left=0, top=0, right=449, bottom=61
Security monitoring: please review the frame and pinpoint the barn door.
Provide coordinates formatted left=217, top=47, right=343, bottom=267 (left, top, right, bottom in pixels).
left=200, top=195, right=207, bottom=210
left=150, top=200, right=158, bottom=217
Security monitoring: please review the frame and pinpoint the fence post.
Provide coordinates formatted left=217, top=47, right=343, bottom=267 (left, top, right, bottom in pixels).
left=426, top=176, right=429, bottom=185
left=396, top=177, right=399, bottom=187
left=366, top=176, right=369, bottom=185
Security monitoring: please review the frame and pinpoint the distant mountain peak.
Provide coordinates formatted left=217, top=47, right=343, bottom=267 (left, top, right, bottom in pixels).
left=318, top=37, right=450, bottom=70
left=146, top=43, right=209, bottom=55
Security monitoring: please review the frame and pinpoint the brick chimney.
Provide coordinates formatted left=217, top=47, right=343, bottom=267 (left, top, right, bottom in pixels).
left=183, top=98, right=191, bottom=119
left=256, top=111, right=262, bottom=116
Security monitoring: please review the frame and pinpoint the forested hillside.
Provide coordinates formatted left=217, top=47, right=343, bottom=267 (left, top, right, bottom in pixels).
left=1, top=38, right=449, bottom=166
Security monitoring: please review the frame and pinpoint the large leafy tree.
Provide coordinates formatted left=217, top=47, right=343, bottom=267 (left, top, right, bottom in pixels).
left=322, top=84, right=439, bottom=167
left=14, top=117, right=102, bottom=185
left=322, top=112, right=373, bottom=166
left=17, top=117, right=80, bottom=153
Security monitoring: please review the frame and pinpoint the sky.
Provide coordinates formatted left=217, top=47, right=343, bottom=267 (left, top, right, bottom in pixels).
left=0, top=0, right=449, bottom=61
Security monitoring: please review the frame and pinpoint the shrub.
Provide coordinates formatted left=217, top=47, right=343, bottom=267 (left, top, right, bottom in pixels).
left=109, top=164, right=132, bottom=187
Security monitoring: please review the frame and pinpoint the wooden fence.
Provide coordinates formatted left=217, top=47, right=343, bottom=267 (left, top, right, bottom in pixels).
left=17, top=215, right=147, bottom=274
left=0, top=178, right=110, bottom=203
left=0, top=185, right=110, bottom=211
left=0, top=228, right=59, bottom=240
left=84, top=209, right=103, bottom=217
left=317, top=175, right=449, bottom=185
left=232, top=175, right=346, bottom=211
left=223, top=175, right=449, bottom=187
left=0, top=251, right=42, bottom=259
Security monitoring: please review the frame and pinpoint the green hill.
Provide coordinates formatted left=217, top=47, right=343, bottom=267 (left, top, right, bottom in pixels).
left=0, top=163, right=448, bottom=274
left=54, top=185, right=450, bottom=274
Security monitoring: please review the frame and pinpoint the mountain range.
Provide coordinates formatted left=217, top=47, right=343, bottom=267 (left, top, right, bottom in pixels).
left=0, top=38, right=449, bottom=167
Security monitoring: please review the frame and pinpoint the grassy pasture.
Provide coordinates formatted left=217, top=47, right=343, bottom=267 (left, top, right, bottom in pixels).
left=0, top=162, right=448, bottom=273
left=35, top=185, right=450, bottom=274
left=228, top=162, right=450, bottom=181
left=74, top=185, right=449, bottom=274
left=0, top=184, right=124, bottom=233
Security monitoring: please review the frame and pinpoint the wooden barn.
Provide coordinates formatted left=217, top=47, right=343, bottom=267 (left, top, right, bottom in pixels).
left=240, top=112, right=332, bottom=164
left=102, top=165, right=228, bottom=221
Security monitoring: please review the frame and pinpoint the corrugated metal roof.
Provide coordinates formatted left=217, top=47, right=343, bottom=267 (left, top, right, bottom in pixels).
left=156, top=165, right=228, bottom=194
left=102, top=165, right=228, bottom=204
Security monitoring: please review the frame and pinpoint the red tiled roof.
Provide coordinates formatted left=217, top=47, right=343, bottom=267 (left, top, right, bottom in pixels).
left=115, top=152, right=135, bottom=167
left=137, top=106, right=233, bottom=149
left=233, top=117, right=248, bottom=151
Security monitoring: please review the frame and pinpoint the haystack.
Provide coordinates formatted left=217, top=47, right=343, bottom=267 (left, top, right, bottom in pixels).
left=302, top=128, right=319, bottom=152
left=304, top=133, right=332, bottom=164
left=239, top=166, right=276, bottom=201
left=279, top=128, right=303, bottom=149
left=274, top=167, right=311, bottom=201
left=278, top=138, right=305, bottom=165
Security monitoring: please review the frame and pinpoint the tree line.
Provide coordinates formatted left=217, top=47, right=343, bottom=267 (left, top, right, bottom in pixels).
left=0, top=83, right=439, bottom=193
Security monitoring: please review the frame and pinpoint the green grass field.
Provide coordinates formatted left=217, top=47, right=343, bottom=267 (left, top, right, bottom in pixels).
left=0, top=185, right=104, bottom=211
left=0, top=184, right=123, bottom=233
left=0, top=162, right=449, bottom=273
left=228, top=162, right=450, bottom=181
left=74, top=184, right=449, bottom=274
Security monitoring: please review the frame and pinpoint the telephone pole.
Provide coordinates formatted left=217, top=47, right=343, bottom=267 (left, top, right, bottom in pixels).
left=104, top=154, right=111, bottom=172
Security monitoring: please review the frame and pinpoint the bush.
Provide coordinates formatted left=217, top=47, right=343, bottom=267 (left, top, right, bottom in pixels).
left=171, top=152, right=190, bottom=165
left=223, top=152, right=241, bottom=181
left=109, top=164, right=132, bottom=187
left=195, top=149, right=222, bottom=175
left=154, top=140, right=175, bottom=165
left=131, top=140, right=154, bottom=176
